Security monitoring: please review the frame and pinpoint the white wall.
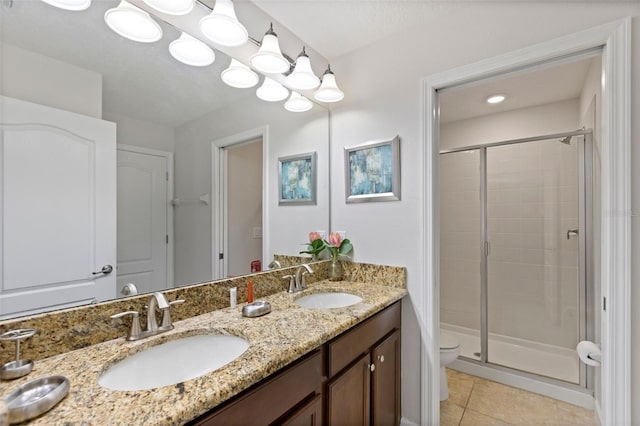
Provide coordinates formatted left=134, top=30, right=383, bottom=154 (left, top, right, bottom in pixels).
left=173, top=96, right=329, bottom=286
left=329, top=4, right=640, bottom=423
left=0, top=42, right=101, bottom=118
left=103, top=111, right=175, bottom=154
left=440, top=99, right=581, bottom=150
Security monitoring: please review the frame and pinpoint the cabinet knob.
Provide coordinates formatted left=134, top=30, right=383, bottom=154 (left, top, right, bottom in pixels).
left=378, top=355, right=385, bottom=363
left=369, top=363, right=376, bottom=372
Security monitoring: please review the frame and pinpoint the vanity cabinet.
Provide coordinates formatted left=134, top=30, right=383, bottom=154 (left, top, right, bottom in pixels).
left=187, top=300, right=401, bottom=426
left=326, top=301, right=401, bottom=426
left=188, top=348, right=324, bottom=426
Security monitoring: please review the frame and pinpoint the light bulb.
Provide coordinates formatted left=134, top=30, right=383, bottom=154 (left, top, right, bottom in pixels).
left=221, top=59, right=259, bottom=88
left=169, top=33, right=215, bottom=67
left=199, top=0, right=248, bottom=47
left=285, top=47, right=320, bottom=90
left=104, top=0, right=162, bottom=43
left=256, top=77, right=289, bottom=102
left=250, top=24, right=290, bottom=74
left=284, top=92, right=313, bottom=112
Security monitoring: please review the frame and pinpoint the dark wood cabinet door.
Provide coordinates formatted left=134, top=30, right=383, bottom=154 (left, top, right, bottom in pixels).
left=371, top=330, right=401, bottom=426
left=280, top=394, right=323, bottom=426
left=327, top=353, right=371, bottom=426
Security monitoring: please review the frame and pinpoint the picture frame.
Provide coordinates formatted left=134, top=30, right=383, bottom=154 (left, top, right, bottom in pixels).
left=345, top=135, right=400, bottom=203
left=278, top=152, right=317, bottom=206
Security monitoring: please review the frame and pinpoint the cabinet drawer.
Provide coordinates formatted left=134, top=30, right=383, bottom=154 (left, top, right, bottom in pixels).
left=327, top=301, right=401, bottom=378
left=191, top=349, right=324, bottom=425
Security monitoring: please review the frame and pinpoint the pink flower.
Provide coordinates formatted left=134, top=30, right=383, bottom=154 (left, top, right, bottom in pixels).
left=329, top=232, right=342, bottom=247
left=309, top=231, right=322, bottom=243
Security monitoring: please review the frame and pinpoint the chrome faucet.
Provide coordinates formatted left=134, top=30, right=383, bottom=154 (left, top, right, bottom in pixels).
left=111, top=292, right=185, bottom=341
left=295, top=264, right=313, bottom=291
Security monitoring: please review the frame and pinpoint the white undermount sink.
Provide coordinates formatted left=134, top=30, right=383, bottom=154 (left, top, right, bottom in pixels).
left=98, top=334, right=249, bottom=391
left=295, top=292, right=362, bottom=309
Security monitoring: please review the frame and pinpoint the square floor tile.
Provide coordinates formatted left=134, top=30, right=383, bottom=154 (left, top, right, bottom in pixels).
left=440, top=400, right=465, bottom=426
left=460, top=408, right=514, bottom=426
left=447, top=368, right=476, bottom=407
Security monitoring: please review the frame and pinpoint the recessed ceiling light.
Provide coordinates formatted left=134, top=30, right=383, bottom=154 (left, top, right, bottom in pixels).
left=486, top=94, right=506, bottom=104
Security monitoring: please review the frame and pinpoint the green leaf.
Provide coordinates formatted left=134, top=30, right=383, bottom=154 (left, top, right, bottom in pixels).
left=339, top=241, right=353, bottom=255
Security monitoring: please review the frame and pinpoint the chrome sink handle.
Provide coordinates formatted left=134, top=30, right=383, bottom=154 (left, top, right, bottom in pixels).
left=282, top=275, right=295, bottom=293
left=160, top=299, right=185, bottom=329
left=110, top=311, right=141, bottom=341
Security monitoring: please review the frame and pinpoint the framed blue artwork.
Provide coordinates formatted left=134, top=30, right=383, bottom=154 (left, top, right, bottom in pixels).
left=278, top=152, right=317, bottom=205
left=345, top=136, right=400, bottom=203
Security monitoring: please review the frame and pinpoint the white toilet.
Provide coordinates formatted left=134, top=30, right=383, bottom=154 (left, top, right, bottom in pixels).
left=439, top=332, right=461, bottom=401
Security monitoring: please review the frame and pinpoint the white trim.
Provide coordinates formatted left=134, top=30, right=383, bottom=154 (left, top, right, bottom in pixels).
left=211, top=126, right=269, bottom=279
left=422, top=19, right=631, bottom=426
left=116, top=143, right=174, bottom=288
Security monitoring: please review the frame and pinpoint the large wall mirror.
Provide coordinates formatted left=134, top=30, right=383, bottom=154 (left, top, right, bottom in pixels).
left=0, top=0, right=330, bottom=319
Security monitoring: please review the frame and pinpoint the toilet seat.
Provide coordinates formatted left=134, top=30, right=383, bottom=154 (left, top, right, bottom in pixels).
left=440, top=332, right=460, bottom=350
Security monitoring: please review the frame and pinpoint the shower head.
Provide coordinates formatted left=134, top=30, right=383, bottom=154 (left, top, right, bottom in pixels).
left=559, top=136, right=572, bottom=145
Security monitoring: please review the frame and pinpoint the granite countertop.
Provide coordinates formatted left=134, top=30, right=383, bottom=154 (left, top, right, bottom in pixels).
left=0, top=280, right=406, bottom=425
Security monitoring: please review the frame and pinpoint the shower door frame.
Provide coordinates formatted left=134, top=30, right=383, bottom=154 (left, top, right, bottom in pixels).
left=440, top=128, right=594, bottom=390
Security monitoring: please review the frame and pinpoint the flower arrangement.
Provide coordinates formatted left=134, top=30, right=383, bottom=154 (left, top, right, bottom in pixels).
left=300, top=231, right=325, bottom=259
left=300, top=232, right=353, bottom=261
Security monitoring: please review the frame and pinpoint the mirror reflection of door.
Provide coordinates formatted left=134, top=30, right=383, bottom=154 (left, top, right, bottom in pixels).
left=222, top=138, right=263, bottom=277
left=116, top=145, right=173, bottom=296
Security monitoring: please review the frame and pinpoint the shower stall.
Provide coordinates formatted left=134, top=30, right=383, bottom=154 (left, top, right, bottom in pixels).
left=439, top=129, right=593, bottom=390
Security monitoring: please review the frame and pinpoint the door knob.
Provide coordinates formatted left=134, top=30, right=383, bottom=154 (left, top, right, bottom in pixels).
left=566, top=228, right=579, bottom=240
left=92, top=265, right=113, bottom=276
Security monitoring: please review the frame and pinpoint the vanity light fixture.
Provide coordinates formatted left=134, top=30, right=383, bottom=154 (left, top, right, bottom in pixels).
left=104, top=0, right=163, bottom=43
left=221, top=59, right=259, bottom=88
left=250, top=23, right=290, bottom=75
left=142, top=0, right=194, bottom=16
left=285, top=47, right=320, bottom=90
left=256, top=77, right=289, bottom=102
left=314, top=65, right=344, bottom=103
left=169, top=33, right=215, bottom=67
left=284, top=91, right=313, bottom=112
left=40, top=0, right=91, bottom=11
left=486, top=94, right=506, bottom=104
left=199, top=0, right=248, bottom=47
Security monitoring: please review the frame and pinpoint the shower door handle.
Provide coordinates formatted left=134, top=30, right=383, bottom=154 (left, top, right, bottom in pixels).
left=566, top=228, right=579, bottom=240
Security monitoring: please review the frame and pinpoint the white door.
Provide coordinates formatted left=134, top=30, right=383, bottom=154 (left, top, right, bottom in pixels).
left=117, top=147, right=170, bottom=295
left=0, top=96, right=116, bottom=319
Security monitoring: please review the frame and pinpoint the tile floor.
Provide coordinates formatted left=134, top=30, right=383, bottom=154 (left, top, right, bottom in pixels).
left=440, top=369, right=600, bottom=426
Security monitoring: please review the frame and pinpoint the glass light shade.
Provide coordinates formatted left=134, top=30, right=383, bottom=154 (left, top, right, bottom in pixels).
left=284, top=92, right=313, bottom=112
left=104, top=1, right=162, bottom=43
left=169, top=33, right=215, bottom=67
left=285, top=49, right=320, bottom=90
left=250, top=28, right=290, bottom=74
left=314, top=69, right=344, bottom=103
left=40, top=0, right=91, bottom=11
left=199, top=0, right=248, bottom=47
left=142, top=0, right=194, bottom=15
left=256, top=77, right=289, bottom=102
left=221, top=59, right=259, bottom=88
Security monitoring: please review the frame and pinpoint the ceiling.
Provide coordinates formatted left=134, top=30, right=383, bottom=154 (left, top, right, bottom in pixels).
left=1, top=0, right=253, bottom=128
left=439, top=56, right=596, bottom=123
left=1, top=1, right=602, bottom=127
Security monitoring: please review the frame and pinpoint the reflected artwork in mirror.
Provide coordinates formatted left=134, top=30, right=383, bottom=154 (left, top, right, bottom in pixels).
left=0, top=0, right=330, bottom=320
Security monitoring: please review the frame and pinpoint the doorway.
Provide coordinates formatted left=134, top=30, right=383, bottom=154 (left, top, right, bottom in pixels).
left=422, top=20, right=631, bottom=426
left=116, top=145, right=173, bottom=296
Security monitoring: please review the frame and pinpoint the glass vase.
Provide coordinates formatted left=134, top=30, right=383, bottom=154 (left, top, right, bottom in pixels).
left=328, top=254, right=342, bottom=281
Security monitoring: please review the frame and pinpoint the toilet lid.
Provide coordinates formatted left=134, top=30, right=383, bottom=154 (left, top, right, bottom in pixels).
left=440, top=332, right=459, bottom=350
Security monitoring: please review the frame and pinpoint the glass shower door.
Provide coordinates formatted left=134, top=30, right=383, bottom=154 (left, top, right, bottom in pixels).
left=485, top=138, right=581, bottom=384
left=439, top=150, right=482, bottom=360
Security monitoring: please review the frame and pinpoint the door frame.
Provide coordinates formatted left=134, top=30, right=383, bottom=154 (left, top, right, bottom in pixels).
left=116, top=144, right=174, bottom=288
left=421, top=19, right=631, bottom=425
left=211, top=126, right=268, bottom=279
